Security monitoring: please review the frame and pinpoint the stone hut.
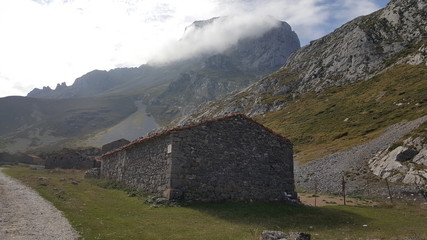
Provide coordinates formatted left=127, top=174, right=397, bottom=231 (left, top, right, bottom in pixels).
left=100, top=114, right=295, bottom=202
left=44, top=148, right=101, bottom=170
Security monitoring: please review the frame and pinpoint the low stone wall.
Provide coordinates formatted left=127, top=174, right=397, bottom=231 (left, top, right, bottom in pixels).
left=44, top=148, right=101, bottom=169
left=0, top=152, right=36, bottom=165
left=101, top=134, right=172, bottom=195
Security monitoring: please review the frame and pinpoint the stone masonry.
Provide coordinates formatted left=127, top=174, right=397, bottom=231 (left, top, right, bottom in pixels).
left=44, top=148, right=101, bottom=170
left=101, top=114, right=295, bottom=202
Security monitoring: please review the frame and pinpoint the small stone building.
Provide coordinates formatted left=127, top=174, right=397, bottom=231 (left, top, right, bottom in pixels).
left=100, top=114, right=296, bottom=202
left=44, top=148, right=101, bottom=169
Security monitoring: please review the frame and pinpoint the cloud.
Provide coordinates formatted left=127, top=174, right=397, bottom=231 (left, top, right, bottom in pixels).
left=149, top=15, right=281, bottom=64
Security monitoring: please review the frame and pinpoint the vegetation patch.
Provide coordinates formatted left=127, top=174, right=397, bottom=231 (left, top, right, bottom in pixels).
left=3, top=166, right=427, bottom=240
left=256, top=64, right=427, bottom=162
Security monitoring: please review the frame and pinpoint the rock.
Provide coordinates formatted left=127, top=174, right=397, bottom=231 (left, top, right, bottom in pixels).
left=369, top=146, right=409, bottom=180
left=368, top=134, right=427, bottom=186
left=29, top=165, right=45, bottom=170
left=396, top=148, right=419, bottom=162
left=402, top=169, right=426, bottom=185
left=288, top=232, right=311, bottom=240
left=259, top=231, right=311, bottom=240
left=413, top=148, right=427, bottom=166
left=155, top=197, right=169, bottom=204
left=84, top=168, right=101, bottom=179
left=259, top=231, right=288, bottom=240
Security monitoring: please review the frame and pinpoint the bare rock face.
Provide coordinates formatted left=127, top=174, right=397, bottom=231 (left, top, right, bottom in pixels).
left=368, top=137, right=427, bottom=185
left=281, top=0, right=427, bottom=94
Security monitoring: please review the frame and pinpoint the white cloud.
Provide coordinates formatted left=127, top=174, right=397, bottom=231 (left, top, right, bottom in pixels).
left=149, top=15, right=281, bottom=64
left=0, top=0, right=386, bottom=98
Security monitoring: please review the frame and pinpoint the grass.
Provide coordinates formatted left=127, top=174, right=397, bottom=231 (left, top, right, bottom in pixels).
left=254, top=64, right=427, bottom=162
left=3, top=166, right=427, bottom=240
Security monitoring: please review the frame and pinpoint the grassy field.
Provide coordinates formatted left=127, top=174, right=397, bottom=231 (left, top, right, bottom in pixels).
left=3, top=166, right=427, bottom=240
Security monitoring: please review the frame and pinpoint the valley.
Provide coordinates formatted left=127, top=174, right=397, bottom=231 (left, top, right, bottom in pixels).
left=84, top=101, right=159, bottom=146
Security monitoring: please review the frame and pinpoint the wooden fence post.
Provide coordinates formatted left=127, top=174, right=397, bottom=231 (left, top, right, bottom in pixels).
left=385, top=178, right=393, bottom=203
left=342, top=175, right=346, bottom=206
left=314, top=179, right=318, bottom=207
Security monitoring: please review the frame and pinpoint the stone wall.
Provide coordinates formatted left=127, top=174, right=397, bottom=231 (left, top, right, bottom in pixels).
left=44, top=148, right=100, bottom=169
left=0, top=152, right=37, bottom=166
left=100, top=115, right=295, bottom=202
left=169, top=116, right=295, bottom=201
left=101, top=134, right=172, bottom=194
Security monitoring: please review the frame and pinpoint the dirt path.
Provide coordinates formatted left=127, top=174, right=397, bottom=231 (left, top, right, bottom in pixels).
left=0, top=169, right=80, bottom=240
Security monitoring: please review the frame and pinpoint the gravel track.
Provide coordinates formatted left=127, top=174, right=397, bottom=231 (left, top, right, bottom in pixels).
left=295, top=115, right=427, bottom=197
left=0, top=169, right=80, bottom=240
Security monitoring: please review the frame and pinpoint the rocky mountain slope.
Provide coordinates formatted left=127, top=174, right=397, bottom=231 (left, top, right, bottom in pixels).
left=180, top=0, right=427, bottom=121
left=1, top=16, right=300, bottom=153
left=28, top=16, right=300, bottom=124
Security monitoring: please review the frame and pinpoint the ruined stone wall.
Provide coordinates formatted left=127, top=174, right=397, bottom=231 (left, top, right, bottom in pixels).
left=44, top=153, right=96, bottom=169
left=169, top=116, right=295, bottom=201
left=100, top=134, right=172, bottom=194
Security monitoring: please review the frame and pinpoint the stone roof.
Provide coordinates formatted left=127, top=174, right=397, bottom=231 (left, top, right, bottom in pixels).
left=102, top=114, right=290, bottom=157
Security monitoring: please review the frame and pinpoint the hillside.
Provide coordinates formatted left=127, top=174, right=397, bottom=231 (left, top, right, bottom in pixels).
left=27, top=16, right=300, bottom=125
left=0, top=95, right=136, bottom=153
left=0, top=16, right=300, bottom=153
left=179, top=0, right=427, bottom=163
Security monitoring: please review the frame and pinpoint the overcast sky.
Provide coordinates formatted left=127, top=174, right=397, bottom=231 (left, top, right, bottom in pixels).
left=0, top=0, right=389, bottom=98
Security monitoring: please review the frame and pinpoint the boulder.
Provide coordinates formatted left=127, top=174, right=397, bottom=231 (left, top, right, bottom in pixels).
left=84, top=168, right=100, bottom=179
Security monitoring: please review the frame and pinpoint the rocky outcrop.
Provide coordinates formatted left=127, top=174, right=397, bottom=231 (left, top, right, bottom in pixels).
left=181, top=16, right=300, bottom=73
left=27, top=68, right=143, bottom=98
left=369, top=136, right=427, bottom=185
